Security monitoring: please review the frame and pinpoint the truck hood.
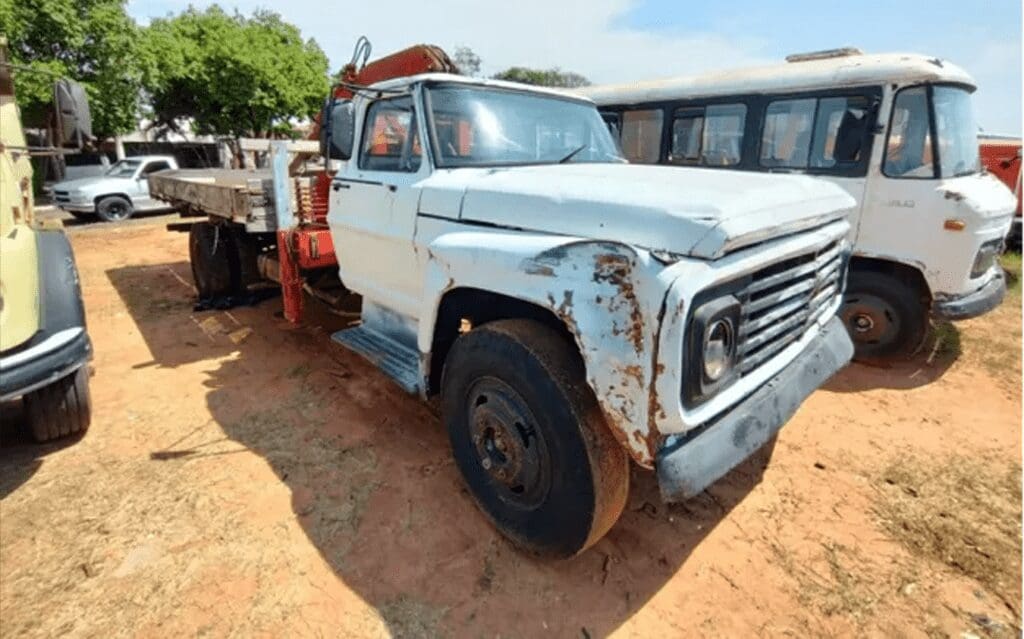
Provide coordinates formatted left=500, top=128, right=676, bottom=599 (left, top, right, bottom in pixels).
left=53, top=176, right=134, bottom=194
left=420, top=164, right=855, bottom=259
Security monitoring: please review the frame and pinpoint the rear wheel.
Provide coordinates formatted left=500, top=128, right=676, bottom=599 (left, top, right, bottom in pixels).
left=95, top=195, right=134, bottom=222
left=24, top=366, right=91, bottom=443
left=189, top=221, right=236, bottom=299
left=841, top=270, right=927, bottom=360
left=441, top=319, right=629, bottom=558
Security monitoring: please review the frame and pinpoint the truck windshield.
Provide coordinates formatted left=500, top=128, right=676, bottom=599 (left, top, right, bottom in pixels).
left=933, top=86, right=980, bottom=178
left=106, top=159, right=141, bottom=177
left=425, top=85, right=624, bottom=168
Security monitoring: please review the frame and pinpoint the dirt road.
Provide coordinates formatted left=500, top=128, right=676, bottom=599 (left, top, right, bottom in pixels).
left=1, top=219, right=1020, bottom=638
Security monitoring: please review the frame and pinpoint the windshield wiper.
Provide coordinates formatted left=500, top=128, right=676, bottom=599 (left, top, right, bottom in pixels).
left=557, top=144, right=588, bottom=164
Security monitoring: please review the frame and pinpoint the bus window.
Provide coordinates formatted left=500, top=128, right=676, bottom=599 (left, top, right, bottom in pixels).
left=702, top=103, right=746, bottom=166
left=883, top=87, right=934, bottom=178
left=621, top=109, right=663, bottom=163
left=810, top=96, right=870, bottom=168
left=670, top=108, right=703, bottom=163
left=760, top=98, right=815, bottom=168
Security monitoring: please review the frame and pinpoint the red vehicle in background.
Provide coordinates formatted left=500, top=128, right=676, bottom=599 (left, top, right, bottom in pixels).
left=980, top=136, right=1022, bottom=248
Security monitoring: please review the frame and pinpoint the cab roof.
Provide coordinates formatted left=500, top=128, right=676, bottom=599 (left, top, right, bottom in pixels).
left=366, top=73, right=595, bottom=104
left=577, top=52, right=975, bottom=106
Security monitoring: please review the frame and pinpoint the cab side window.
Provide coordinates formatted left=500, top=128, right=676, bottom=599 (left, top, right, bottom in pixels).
left=141, top=160, right=171, bottom=175
left=359, top=96, right=422, bottom=172
left=883, top=87, right=934, bottom=178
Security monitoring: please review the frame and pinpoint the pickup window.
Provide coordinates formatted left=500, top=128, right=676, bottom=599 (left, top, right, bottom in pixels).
left=359, top=96, right=421, bottom=172
left=141, top=160, right=171, bottom=175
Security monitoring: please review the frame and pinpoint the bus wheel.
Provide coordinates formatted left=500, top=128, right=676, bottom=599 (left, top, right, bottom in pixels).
left=841, top=271, right=926, bottom=360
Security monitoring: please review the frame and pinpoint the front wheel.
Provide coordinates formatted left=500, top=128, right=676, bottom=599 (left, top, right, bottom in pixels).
left=95, top=195, right=134, bottom=222
left=841, top=270, right=927, bottom=360
left=441, top=319, right=629, bottom=558
left=24, top=366, right=92, bottom=443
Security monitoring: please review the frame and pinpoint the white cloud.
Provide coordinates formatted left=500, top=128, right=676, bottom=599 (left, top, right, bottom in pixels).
left=128, top=0, right=772, bottom=82
left=128, top=0, right=1020, bottom=135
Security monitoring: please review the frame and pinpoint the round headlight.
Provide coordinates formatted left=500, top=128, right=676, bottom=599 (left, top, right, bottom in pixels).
left=703, top=318, right=734, bottom=381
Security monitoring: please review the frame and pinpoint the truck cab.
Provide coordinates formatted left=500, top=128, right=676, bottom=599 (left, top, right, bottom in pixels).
left=52, top=154, right=178, bottom=222
left=321, top=74, right=857, bottom=556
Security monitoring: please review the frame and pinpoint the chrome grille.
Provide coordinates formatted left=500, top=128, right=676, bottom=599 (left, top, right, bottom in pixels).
left=736, top=240, right=843, bottom=374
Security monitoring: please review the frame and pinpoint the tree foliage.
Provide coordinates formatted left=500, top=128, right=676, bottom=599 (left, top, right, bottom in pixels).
left=0, top=0, right=141, bottom=136
left=492, top=67, right=591, bottom=88
left=138, top=7, right=329, bottom=138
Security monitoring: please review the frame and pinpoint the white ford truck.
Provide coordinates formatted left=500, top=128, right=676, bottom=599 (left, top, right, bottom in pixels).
left=156, top=74, right=857, bottom=557
left=317, top=74, right=856, bottom=556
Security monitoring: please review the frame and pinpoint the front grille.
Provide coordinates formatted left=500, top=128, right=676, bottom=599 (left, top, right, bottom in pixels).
left=735, top=240, right=843, bottom=374
left=54, top=190, right=70, bottom=203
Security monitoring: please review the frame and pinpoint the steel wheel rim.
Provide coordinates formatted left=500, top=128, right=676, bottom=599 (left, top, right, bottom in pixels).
left=841, top=294, right=900, bottom=346
left=466, top=376, right=551, bottom=509
left=106, top=201, right=129, bottom=220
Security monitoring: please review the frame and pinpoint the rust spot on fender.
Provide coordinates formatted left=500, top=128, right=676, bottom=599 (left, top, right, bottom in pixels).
left=592, top=254, right=644, bottom=354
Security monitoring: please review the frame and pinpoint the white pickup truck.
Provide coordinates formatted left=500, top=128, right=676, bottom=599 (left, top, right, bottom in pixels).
left=163, top=74, right=858, bottom=557
left=52, top=155, right=178, bottom=222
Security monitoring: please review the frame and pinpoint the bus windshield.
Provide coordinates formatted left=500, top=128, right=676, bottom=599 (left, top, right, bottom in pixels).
left=425, top=85, right=624, bottom=168
left=933, top=86, right=980, bottom=178
left=884, top=85, right=979, bottom=179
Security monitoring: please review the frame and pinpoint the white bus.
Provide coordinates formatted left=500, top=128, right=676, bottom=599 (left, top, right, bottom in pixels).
left=581, top=49, right=1017, bottom=359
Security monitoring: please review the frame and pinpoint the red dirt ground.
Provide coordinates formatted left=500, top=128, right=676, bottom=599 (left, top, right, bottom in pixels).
left=1, top=219, right=1020, bottom=638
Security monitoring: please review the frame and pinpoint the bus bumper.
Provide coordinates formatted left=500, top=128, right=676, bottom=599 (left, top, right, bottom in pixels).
left=932, top=273, right=1006, bottom=321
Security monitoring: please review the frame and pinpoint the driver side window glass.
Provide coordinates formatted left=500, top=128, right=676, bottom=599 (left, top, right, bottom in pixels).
left=884, top=87, right=934, bottom=178
left=359, top=96, right=421, bottom=172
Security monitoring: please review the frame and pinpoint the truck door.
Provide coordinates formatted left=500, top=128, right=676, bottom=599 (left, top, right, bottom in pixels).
left=136, top=159, right=171, bottom=206
left=328, top=95, right=424, bottom=318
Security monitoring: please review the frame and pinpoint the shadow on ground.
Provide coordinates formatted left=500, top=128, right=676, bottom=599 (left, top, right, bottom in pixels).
left=0, top=399, right=86, bottom=500
left=105, top=260, right=777, bottom=637
left=825, top=321, right=961, bottom=393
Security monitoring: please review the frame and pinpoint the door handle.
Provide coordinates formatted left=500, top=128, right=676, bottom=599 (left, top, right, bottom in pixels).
left=332, top=181, right=350, bottom=192
left=386, top=184, right=397, bottom=192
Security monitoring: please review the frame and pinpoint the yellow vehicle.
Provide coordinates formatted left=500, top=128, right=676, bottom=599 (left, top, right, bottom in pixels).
left=0, top=39, right=92, bottom=441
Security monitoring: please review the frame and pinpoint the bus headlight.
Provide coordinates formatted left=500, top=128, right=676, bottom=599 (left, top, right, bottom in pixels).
left=970, top=239, right=1003, bottom=278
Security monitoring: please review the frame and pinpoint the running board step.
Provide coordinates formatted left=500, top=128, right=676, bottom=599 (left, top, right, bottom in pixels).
left=331, top=325, right=422, bottom=394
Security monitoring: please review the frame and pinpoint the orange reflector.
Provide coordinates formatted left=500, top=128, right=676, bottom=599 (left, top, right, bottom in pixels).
left=944, top=219, right=966, bottom=231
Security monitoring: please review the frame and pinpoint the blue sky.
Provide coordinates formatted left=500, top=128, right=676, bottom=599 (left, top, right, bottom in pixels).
left=128, top=0, right=1022, bottom=134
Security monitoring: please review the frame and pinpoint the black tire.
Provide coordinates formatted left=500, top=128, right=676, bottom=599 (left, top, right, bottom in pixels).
left=841, top=270, right=928, bottom=360
left=189, top=221, right=236, bottom=299
left=441, top=319, right=629, bottom=558
left=95, top=195, right=134, bottom=222
left=226, top=225, right=263, bottom=291
left=24, top=366, right=91, bottom=443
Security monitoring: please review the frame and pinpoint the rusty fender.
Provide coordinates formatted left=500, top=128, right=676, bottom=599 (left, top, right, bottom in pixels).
left=418, top=231, right=672, bottom=465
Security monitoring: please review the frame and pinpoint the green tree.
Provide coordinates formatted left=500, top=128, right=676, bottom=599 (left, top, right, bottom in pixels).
left=492, top=67, right=590, bottom=88
left=139, top=7, right=329, bottom=139
left=0, top=0, right=142, bottom=136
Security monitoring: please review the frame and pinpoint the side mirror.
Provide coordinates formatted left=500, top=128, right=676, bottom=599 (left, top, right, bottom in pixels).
left=319, top=98, right=354, bottom=161
left=53, top=79, right=93, bottom=148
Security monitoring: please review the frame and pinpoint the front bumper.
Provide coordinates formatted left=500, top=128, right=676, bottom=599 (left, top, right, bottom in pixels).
left=56, top=201, right=96, bottom=213
left=655, top=316, right=853, bottom=502
left=0, top=327, right=92, bottom=401
left=932, top=273, right=1006, bottom=321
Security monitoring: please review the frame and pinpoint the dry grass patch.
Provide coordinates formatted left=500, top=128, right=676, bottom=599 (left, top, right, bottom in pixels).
left=875, top=454, right=1022, bottom=627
